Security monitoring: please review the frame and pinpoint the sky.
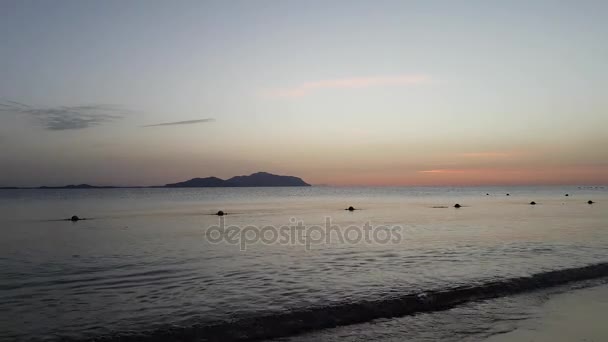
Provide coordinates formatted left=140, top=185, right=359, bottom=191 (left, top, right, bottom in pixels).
left=1, top=0, right=607, bottom=186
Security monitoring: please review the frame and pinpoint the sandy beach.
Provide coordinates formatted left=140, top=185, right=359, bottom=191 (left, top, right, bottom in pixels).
left=484, top=282, right=608, bottom=342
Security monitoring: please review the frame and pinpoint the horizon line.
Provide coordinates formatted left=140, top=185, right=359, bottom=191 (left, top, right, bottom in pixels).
left=2, top=182, right=607, bottom=189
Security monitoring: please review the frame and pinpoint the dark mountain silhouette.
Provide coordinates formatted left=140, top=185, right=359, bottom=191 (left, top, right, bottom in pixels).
left=225, top=172, right=310, bottom=187
left=38, top=184, right=118, bottom=189
left=164, top=172, right=310, bottom=188
left=0, top=172, right=311, bottom=189
left=164, top=177, right=226, bottom=188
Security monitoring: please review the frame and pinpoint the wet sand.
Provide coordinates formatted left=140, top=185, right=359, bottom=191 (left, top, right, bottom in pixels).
left=484, top=283, right=608, bottom=342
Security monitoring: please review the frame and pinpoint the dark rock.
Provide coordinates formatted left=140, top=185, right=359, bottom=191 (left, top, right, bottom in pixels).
left=565, top=194, right=569, bottom=196
left=347, top=206, right=355, bottom=211
left=506, top=193, right=510, bottom=196
left=588, top=200, right=594, bottom=204
left=70, top=215, right=80, bottom=221
left=530, top=201, right=536, bottom=205
left=454, top=204, right=461, bottom=208
left=216, top=210, right=225, bottom=216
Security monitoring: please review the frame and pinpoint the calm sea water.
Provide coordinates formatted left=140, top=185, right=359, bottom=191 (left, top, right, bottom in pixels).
left=0, top=186, right=607, bottom=341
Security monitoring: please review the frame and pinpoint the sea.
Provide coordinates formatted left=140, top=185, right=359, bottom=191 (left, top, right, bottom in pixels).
left=1, top=186, right=607, bottom=341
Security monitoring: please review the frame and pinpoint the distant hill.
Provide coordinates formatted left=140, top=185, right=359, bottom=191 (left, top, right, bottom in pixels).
left=225, top=172, right=310, bottom=187
left=0, top=172, right=311, bottom=189
left=38, top=184, right=118, bottom=189
left=164, top=177, right=227, bottom=188
left=164, top=172, right=310, bottom=187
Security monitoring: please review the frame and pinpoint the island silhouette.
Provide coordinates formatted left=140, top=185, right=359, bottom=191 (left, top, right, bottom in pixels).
left=164, top=172, right=310, bottom=187
left=0, top=172, right=311, bottom=189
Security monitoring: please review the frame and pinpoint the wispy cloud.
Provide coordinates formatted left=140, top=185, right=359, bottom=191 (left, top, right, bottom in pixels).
left=0, top=101, right=125, bottom=130
left=459, top=152, right=512, bottom=158
left=143, top=118, right=215, bottom=127
left=418, top=169, right=467, bottom=174
left=267, top=74, right=432, bottom=98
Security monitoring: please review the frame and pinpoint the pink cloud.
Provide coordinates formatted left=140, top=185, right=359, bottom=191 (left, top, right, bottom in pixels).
left=267, top=74, right=432, bottom=98
left=459, top=152, right=512, bottom=158
left=418, top=169, right=467, bottom=174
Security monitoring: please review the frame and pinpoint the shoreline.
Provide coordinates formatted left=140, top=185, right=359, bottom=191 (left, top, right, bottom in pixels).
left=484, top=282, right=608, bottom=342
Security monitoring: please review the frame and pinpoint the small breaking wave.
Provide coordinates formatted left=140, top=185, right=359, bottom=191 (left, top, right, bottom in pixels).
left=63, top=262, right=608, bottom=342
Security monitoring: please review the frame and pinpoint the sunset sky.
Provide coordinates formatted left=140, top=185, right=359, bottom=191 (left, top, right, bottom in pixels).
left=1, top=0, right=607, bottom=186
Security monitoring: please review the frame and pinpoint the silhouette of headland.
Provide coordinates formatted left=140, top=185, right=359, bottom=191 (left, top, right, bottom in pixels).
left=164, top=172, right=310, bottom=187
left=1, top=172, right=311, bottom=189
left=39, top=184, right=119, bottom=189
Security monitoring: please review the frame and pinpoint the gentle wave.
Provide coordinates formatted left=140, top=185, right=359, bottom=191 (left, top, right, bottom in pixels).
left=63, top=262, right=608, bottom=342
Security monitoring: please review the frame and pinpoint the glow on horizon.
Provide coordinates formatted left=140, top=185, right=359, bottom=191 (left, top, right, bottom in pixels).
left=313, top=166, right=608, bottom=187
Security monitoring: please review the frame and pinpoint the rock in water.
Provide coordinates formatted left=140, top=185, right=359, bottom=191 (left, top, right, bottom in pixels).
left=216, top=210, right=225, bottom=216
left=71, top=215, right=80, bottom=221
left=454, top=204, right=461, bottom=208
left=347, top=206, right=355, bottom=211
left=530, top=201, right=536, bottom=205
